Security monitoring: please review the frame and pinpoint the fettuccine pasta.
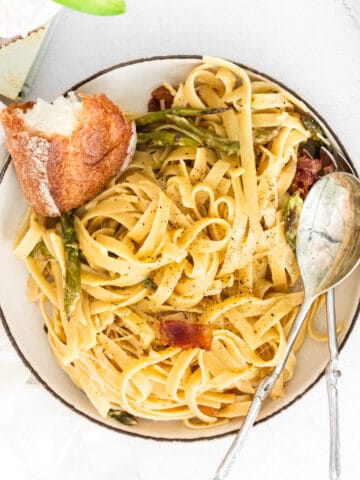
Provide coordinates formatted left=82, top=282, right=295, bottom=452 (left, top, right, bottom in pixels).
left=14, top=56, right=323, bottom=429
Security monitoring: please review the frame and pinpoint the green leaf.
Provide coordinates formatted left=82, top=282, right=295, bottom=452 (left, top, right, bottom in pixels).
left=109, top=409, right=138, bottom=425
left=53, top=0, right=126, bottom=16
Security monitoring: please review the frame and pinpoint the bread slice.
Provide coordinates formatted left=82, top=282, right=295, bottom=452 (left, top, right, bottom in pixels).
left=0, top=92, right=136, bottom=216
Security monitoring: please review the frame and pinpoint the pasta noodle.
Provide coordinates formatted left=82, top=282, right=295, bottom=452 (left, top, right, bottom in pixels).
left=14, top=57, right=323, bottom=429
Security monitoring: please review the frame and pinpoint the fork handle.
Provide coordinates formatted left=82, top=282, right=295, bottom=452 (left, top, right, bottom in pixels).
left=213, top=296, right=314, bottom=480
left=326, top=361, right=341, bottom=480
left=212, top=374, right=276, bottom=480
left=326, top=290, right=341, bottom=480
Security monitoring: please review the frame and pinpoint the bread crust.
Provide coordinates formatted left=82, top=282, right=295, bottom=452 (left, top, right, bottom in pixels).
left=0, top=94, right=136, bottom=216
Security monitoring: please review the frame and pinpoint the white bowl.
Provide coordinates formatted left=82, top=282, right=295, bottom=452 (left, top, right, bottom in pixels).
left=0, top=56, right=359, bottom=440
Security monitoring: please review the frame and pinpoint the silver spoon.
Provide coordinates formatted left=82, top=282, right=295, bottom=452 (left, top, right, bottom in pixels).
left=213, top=172, right=360, bottom=480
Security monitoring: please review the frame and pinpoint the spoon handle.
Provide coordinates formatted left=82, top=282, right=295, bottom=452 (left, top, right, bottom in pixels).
left=326, top=289, right=341, bottom=480
left=213, top=296, right=314, bottom=480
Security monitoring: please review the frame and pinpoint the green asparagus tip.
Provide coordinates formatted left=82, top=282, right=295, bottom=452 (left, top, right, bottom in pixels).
left=109, top=409, right=138, bottom=425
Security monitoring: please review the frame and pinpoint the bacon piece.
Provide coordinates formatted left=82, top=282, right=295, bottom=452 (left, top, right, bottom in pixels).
left=147, top=97, right=161, bottom=113
left=297, top=156, right=322, bottom=174
left=147, top=85, right=176, bottom=112
left=289, top=155, right=324, bottom=198
left=159, top=318, right=213, bottom=351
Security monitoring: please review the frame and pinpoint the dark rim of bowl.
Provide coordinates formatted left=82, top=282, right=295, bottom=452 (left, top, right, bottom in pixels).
left=1, top=54, right=359, bottom=442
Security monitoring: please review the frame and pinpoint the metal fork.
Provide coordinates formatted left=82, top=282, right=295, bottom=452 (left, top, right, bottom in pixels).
left=326, top=289, right=341, bottom=479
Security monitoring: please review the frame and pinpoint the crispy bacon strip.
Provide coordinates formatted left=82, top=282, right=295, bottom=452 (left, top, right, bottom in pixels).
left=159, top=319, right=213, bottom=351
left=289, top=154, right=334, bottom=199
left=148, top=85, right=176, bottom=112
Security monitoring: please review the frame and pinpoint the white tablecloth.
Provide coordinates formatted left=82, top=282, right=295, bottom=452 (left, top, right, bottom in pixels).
left=1, top=1, right=360, bottom=478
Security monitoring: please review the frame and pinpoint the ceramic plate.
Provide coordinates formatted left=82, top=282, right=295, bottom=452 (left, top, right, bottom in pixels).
left=0, top=55, right=359, bottom=440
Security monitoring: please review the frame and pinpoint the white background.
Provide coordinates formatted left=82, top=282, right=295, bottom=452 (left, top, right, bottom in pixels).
left=1, top=1, right=360, bottom=479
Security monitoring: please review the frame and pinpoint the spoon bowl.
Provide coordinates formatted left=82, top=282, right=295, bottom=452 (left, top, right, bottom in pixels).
left=297, top=172, right=360, bottom=296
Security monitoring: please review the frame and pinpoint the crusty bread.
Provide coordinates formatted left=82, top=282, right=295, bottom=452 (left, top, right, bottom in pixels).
left=0, top=93, right=136, bottom=216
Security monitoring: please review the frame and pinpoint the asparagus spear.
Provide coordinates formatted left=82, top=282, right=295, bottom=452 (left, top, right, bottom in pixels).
left=137, top=131, right=200, bottom=148
left=159, top=114, right=240, bottom=154
left=253, top=127, right=279, bottom=145
left=61, top=211, right=81, bottom=317
left=138, top=126, right=239, bottom=154
left=30, top=241, right=53, bottom=259
left=135, top=107, right=228, bottom=127
left=301, top=115, right=331, bottom=147
left=283, top=191, right=304, bottom=251
left=109, top=409, right=138, bottom=425
left=142, top=277, right=158, bottom=291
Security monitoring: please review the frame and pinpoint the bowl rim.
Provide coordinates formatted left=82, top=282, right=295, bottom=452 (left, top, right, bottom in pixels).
left=1, top=54, right=359, bottom=442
